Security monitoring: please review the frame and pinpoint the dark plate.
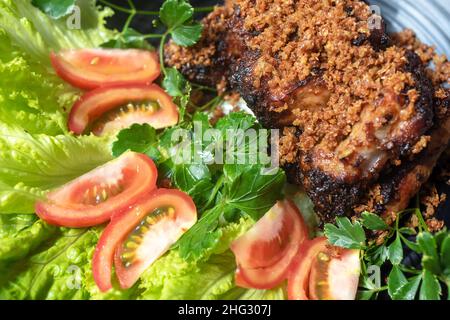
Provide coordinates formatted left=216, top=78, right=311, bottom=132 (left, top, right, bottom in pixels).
left=104, top=0, right=449, bottom=223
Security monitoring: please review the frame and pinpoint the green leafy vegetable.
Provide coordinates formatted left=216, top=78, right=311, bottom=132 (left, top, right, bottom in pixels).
left=159, top=0, right=202, bottom=47
left=361, top=211, right=389, bottom=231
left=417, top=232, right=441, bottom=275
left=419, top=270, right=441, bottom=300
left=163, top=67, right=190, bottom=98
left=0, top=125, right=113, bottom=213
left=101, top=28, right=154, bottom=50
left=112, top=123, right=158, bottom=158
left=0, top=216, right=56, bottom=261
left=387, top=235, right=403, bottom=265
left=139, top=218, right=284, bottom=300
left=390, top=273, right=421, bottom=300
left=31, top=0, right=76, bottom=19
left=324, top=217, right=366, bottom=249
left=0, top=0, right=115, bottom=64
left=0, top=228, right=99, bottom=299
left=0, top=32, right=76, bottom=135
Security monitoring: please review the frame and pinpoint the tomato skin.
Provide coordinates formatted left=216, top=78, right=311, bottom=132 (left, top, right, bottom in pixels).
left=309, top=247, right=360, bottom=300
left=232, top=200, right=308, bottom=290
left=50, top=49, right=160, bottom=90
left=287, top=237, right=328, bottom=300
left=68, top=84, right=178, bottom=135
left=35, top=152, right=158, bottom=228
left=93, top=189, right=197, bottom=292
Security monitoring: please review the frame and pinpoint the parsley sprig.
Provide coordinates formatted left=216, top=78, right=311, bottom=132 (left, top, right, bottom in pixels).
left=325, top=209, right=450, bottom=300
left=111, top=113, right=286, bottom=262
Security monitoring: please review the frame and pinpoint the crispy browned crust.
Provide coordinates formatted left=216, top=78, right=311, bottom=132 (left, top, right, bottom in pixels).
left=165, top=0, right=450, bottom=221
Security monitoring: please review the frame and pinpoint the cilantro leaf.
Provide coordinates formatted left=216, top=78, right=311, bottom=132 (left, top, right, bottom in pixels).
left=31, top=0, right=76, bottom=19
left=324, top=217, right=366, bottom=249
left=388, top=235, right=403, bottom=265
left=419, top=270, right=441, bottom=300
left=361, top=211, right=389, bottom=231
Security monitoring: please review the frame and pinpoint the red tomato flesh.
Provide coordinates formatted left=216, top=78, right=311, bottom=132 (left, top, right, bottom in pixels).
left=68, top=84, right=179, bottom=135
left=231, top=199, right=308, bottom=290
left=93, top=189, right=197, bottom=292
left=309, top=247, right=361, bottom=300
left=287, top=237, right=328, bottom=300
left=50, top=49, right=160, bottom=90
left=35, top=152, right=157, bottom=228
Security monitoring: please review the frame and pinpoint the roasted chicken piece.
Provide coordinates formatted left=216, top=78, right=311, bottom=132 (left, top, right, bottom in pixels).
left=165, top=0, right=450, bottom=221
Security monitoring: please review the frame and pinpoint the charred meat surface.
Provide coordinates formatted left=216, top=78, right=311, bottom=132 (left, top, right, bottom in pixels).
left=165, top=0, right=450, bottom=221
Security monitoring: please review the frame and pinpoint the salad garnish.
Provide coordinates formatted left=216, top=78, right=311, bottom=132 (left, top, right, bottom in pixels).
left=0, top=0, right=447, bottom=301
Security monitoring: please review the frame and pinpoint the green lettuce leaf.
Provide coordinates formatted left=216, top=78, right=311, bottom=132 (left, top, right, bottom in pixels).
left=0, top=0, right=115, bottom=65
left=0, top=125, right=113, bottom=214
left=0, top=31, right=76, bottom=135
left=139, top=218, right=284, bottom=300
left=0, top=215, right=56, bottom=262
left=0, top=228, right=98, bottom=299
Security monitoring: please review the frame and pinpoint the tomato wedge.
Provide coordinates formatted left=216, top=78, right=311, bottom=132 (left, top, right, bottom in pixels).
left=231, top=199, right=308, bottom=289
left=309, top=247, right=360, bottom=300
left=287, top=237, right=328, bottom=300
left=92, top=189, right=197, bottom=292
left=50, top=49, right=160, bottom=90
left=68, top=84, right=179, bottom=135
left=35, top=152, right=157, bottom=228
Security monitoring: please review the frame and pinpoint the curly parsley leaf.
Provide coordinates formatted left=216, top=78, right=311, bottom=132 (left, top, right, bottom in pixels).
left=361, top=211, right=389, bottom=231
left=160, top=0, right=203, bottom=47
left=31, top=0, right=76, bottom=19
left=324, top=217, right=366, bottom=249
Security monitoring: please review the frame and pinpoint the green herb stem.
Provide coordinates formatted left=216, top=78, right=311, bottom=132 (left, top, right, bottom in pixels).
left=198, top=95, right=224, bottom=112
left=99, top=1, right=214, bottom=15
left=398, top=265, right=421, bottom=275
left=159, top=32, right=169, bottom=76
left=122, top=9, right=136, bottom=35
left=415, top=208, right=429, bottom=233
left=201, top=175, right=225, bottom=212
left=372, top=285, right=388, bottom=293
left=142, top=34, right=164, bottom=39
left=192, top=83, right=217, bottom=92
